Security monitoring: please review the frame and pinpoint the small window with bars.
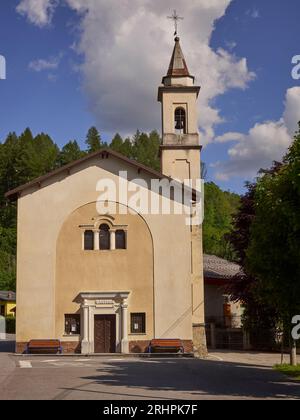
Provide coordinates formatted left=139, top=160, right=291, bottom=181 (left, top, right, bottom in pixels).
left=131, top=313, right=146, bottom=334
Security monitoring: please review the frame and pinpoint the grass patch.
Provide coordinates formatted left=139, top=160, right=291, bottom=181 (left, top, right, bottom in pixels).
left=274, top=364, right=300, bottom=381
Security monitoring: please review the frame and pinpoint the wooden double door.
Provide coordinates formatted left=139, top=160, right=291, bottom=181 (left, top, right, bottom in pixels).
left=94, top=315, right=116, bottom=353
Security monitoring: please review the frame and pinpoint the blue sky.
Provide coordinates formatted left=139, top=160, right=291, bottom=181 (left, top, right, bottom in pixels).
left=0, top=0, right=300, bottom=193
left=0, top=2, right=93, bottom=146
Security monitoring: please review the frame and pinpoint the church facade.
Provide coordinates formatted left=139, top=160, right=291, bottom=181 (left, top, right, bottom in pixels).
left=6, top=37, right=207, bottom=356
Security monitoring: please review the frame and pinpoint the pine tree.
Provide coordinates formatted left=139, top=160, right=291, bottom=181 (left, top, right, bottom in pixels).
left=59, top=140, right=85, bottom=166
left=110, top=133, right=124, bottom=154
left=132, top=130, right=160, bottom=171
left=122, top=138, right=133, bottom=158
left=85, top=127, right=102, bottom=153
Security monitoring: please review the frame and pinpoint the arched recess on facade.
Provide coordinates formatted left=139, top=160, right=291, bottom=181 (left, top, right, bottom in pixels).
left=55, top=201, right=155, bottom=340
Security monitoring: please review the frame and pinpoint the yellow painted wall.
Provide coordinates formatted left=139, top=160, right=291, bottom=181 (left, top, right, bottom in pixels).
left=0, top=301, right=16, bottom=317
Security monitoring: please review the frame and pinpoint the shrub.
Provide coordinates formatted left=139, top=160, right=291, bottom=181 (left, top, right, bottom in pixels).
left=5, top=316, right=16, bottom=334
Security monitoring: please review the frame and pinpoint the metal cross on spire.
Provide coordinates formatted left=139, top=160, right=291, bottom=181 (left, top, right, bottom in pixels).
left=167, top=10, right=184, bottom=38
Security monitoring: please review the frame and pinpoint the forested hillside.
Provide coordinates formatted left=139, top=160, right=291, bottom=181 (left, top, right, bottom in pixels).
left=203, top=182, right=240, bottom=260
left=0, top=127, right=239, bottom=291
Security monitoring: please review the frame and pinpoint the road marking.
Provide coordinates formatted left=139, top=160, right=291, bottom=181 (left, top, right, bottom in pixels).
left=43, top=361, right=94, bottom=368
left=19, top=361, right=32, bottom=369
left=208, top=355, right=224, bottom=362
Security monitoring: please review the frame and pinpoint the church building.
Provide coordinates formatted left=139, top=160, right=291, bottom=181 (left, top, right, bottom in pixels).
left=6, top=36, right=207, bottom=356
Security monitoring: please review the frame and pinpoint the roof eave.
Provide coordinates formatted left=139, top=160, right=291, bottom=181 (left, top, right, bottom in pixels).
left=5, top=148, right=199, bottom=202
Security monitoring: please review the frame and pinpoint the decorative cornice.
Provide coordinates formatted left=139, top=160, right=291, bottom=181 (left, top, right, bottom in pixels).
left=79, top=291, right=130, bottom=301
left=160, top=145, right=202, bottom=151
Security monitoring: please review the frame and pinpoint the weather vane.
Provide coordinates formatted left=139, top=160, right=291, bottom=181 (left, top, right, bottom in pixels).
left=167, top=10, right=184, bottom=38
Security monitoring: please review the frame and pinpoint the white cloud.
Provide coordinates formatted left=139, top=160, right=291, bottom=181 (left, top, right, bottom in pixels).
left=214, top=87, right=300, bottom=181
left=283, top=87, right=300, bottom=135
left=215, top=132, right=244, bottom=143
left=17, top=0, right=255, bottom=142
left=17, top=0, right=58, bottom=27
left=28, top=55, right=61, bottom=72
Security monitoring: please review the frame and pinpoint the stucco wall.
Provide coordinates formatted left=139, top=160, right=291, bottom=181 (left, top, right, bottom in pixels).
left=55, top=202, right=154, bottom=342
left=205, top=284, right=225, bottom=319
left=16, top=155, right=194, bottom=344
left=204, top=284, right=243, bottom=321
left=161, top=149, right=202, bottom=183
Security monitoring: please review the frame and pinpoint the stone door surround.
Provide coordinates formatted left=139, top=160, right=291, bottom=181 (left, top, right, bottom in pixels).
left=79, top=291, right=130, bottom=354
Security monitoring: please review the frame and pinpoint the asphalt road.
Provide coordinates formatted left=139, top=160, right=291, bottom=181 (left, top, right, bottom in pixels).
left=0, top=345, right=299, bottom=400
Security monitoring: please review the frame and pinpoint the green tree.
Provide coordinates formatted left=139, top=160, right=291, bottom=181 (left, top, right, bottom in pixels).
left=0, top=250, right=16, bottom=291
left=248, top=124, right=300, bottom=365
left=110, top=133, right=124, bottom=154
left=227, top=182, right=279, bottom=349
left=58, top=140, right=85, bottom=166
left=85, top=127, right=102, bottom=153
left=132, top=130, right=160, bottom=171
left=203, top=182, right=240, bottom=260
left=0, top=133, right=19, bottom=201
left=0, top=227, right=16, bottom=291
left=30, top=133, right=59, bottom=176
left=121, top=138, right=133, bottom=158
left=15, top=129, right=59, bottom=183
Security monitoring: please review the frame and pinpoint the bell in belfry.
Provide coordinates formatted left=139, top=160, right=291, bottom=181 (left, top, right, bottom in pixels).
left=175, top=118, right=184, bottom=130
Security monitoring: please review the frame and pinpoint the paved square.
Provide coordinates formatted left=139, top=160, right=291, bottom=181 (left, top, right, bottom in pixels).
left=0, top=343, right=299, bottom=400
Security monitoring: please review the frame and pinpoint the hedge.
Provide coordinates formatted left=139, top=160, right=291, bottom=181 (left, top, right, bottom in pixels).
left=5, top=316, right=16, bottom=334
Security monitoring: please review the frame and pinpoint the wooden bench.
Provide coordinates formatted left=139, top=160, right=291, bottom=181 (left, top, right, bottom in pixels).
left=148, top=339, right=184, bottom=354
left=26, top=340, right=63, bottom=355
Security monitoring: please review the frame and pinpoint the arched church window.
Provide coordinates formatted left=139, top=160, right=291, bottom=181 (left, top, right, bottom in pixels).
left=116, top=230, right=126, bottom=250
left=99, top=224, right=110, bottom=250
left=84, top=230, right=94, bottom=251
left=174, top=107, right=187, bottom=135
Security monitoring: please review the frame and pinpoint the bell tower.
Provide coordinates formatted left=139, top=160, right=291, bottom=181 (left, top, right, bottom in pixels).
left=158, top=36, right=202, bottom=184
left=158, top=35, right=207, bottom=357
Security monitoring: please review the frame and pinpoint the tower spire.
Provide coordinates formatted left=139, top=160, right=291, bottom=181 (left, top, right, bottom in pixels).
left=161, top=36, right=195, bottom=87
left=167, top=37, right=191, bottom=78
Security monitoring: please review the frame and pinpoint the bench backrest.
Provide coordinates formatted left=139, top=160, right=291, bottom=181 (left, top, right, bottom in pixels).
left=28, top=340, right=61, bottom=348
left=150, top=339, right=183, bottom=347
